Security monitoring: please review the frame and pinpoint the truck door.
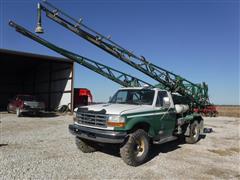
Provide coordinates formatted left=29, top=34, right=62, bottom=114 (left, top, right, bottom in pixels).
left=155, top=91, right=176, bottom=137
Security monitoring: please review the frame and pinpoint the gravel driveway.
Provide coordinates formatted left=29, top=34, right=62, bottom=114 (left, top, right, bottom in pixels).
left=0, top=113, right=239, bottom=179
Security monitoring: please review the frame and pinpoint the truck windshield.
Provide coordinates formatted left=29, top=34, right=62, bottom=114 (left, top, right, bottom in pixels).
left=109, top=89, right=155, bottom=105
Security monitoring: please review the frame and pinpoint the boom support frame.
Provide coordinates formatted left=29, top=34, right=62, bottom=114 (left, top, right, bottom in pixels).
left=36, top=1, right=210, bottom=107
left=9, top=21, right=152, bottom=88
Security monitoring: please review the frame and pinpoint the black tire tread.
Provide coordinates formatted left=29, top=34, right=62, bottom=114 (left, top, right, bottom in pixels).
left=120, top=129, right=149, bottom=166
left=75, top=137, right=97, bottom=153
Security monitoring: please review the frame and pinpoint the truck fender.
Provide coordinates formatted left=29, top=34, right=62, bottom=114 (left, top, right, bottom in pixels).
left=148, top=126, right=156, bottom=137
left=121, top=127, right=154, bottom=145
left=127, top=121, right=156, bottom=138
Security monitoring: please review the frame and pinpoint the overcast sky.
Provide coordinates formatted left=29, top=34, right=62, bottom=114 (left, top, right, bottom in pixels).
left=1, top=0, right=239, bottom=105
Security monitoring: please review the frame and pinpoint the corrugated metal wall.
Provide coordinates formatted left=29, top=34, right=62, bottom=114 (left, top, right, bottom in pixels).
left=0, top=49, right=74, bottom=111
left=34, top=62, right=73, bottom=110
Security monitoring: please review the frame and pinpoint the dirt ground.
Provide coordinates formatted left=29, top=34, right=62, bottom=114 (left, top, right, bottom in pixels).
left=0, top=113, right=239, bottom=179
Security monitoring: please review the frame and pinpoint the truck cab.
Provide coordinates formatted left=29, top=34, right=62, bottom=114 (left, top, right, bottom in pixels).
left=69, top=87, right=203, bottom=166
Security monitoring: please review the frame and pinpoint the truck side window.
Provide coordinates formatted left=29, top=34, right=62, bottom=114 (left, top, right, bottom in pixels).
left=132, top=93, right=140, bottom=102
left=156, top=91, right=168, bottom=107
left=115, top=91, right=128, bottom=103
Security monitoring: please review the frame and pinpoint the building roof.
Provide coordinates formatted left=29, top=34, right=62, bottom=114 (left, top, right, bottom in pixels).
left=0, top=48, right=73, bottom=64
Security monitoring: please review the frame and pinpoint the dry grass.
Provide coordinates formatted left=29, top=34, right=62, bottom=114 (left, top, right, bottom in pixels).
left=216, top=106, right=240, bottom=117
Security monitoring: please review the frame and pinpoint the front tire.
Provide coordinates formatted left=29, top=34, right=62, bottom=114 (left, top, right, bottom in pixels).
left=185, top=121, right=201, bottom=144
left=75, top=137, right=97, bottom=153
left=120, top=129, right=149, bottom=166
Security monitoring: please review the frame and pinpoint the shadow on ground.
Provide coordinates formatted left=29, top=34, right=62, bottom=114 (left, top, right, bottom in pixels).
left=23, top=112, right=59, bottom=118
left=96, top=135, right=206, bottom=164
left=0, top=111, right=59, bottom=118
left=98, top=138, right=184, bottom=159
left=0, top=143, right=8, bottom=147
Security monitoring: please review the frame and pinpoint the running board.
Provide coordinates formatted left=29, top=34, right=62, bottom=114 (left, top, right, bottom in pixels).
left=153, top=136, right=178, bottom=144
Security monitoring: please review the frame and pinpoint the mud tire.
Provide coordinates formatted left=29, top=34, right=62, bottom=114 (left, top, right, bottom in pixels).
left=120, top=129, right=149, bottom=166
left=75, top=137, right=97, bottom=153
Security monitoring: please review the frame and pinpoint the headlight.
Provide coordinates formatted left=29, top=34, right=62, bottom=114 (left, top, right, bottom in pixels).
left=23, top=102, right=30, bottom=108
left=107, top=115, right=125, bottom=128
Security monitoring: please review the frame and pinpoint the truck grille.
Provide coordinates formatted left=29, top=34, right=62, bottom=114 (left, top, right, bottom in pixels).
left=76, top=112, right=108, bottom=128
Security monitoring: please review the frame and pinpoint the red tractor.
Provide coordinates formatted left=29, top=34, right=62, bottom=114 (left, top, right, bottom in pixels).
left=194, top=105, right=218, bottom=117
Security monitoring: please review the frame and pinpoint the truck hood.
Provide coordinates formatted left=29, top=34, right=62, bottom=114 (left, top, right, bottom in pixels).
left=80, top=103, right=153, bottom=115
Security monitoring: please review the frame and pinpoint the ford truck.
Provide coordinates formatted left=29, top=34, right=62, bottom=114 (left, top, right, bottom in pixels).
left=69, top=87, right=203, bottom=166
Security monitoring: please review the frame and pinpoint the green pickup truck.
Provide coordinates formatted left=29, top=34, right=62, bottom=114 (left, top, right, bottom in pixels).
left=69, top=87, right=203, bottom=166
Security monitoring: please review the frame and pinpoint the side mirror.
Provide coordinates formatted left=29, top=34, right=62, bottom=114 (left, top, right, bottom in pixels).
left=108, top=96, right=112, bottom=102
left=163, top=97, right=171, bottom=108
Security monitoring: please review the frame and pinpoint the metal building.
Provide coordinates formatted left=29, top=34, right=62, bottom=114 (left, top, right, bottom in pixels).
left=0, top=49, right=74, bottom=111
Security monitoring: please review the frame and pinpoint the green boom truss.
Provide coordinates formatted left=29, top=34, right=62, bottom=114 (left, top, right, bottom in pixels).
left=35, top=1, right=210, bottom=107
left=9, top=21, right=151, bottom=88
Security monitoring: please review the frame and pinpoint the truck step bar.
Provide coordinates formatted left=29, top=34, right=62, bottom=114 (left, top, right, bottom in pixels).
left=153, top=136, right=178, bottom=145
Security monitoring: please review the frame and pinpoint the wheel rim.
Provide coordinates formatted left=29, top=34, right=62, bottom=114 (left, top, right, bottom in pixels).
left=134, top=138, right=145, bottom=157
left=192, top=124, right=199, bottom=139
